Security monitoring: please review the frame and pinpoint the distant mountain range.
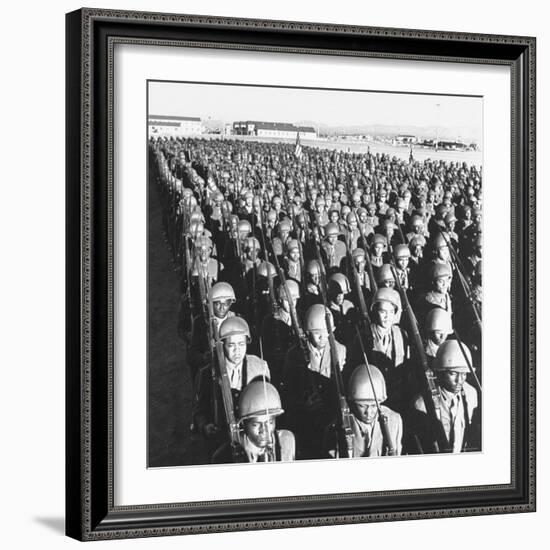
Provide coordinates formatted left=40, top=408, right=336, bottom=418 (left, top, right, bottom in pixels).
left=200, top=117, right=480, bottom=144
left=295, top=120, right=480, bottom=143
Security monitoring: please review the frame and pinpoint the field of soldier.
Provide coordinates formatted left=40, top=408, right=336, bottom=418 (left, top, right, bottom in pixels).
left=148, top=135, right=482, bottom=466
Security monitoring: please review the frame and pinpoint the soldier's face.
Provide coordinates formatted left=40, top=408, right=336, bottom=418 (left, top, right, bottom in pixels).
left=439, top=370, right=467, bottom=394
left=328, top=234, right=337, bottom=245
left=309, top=270, right=320, bottom=285
left=381, top=279, right=395, bottom=289
left=244, top=417, right=275, bottom=449
left=289, top=249, right=300, bottom=263
left=373, top=243, right=384, bottom=257
left=224, top=334, right=247, bottom=364
left=355, top=257, right=366, bottom=272
left=397, top=257, right=409, bottom=270
left=213, top=299, right=231, bottom=319
left=430, top=329, right=447, bottom=346
left=349, top=218, right=358, bottom=229
left=308, top=329, right=328, bottom=350
left=353, top=401, right=378, bottom=424
left=359, top=212, right=368, bottom=223
left=434, top=276, right=450, bottom=293
left=375, top=302, right=395, bottom=329
left=331, top=292, right=344, bottom=306
left=247, top=248, right=258, bottom=261
left=198, top=247, right=210, bottom=262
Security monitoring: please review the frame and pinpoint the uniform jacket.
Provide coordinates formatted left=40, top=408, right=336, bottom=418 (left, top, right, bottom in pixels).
left=193, top=354, right=270, bottom=434
left=211, top=429, right=296, bottom=463
left=324, top=405, right=403, bottom=458
left=410, top=381, right=479, bottom=453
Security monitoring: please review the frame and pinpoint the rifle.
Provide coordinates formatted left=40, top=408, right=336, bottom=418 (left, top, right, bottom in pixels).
left=439, top=231, right=482, bottom=327
left=359, top=226, right=378, bottom=293
left=200, top=267, right=219, bottom=426
left=309, top=218, right=355, bottom=458
left=211, top=325, right=246, bottom=462
left=388, top=259, right=451, bottom=453
left=346, top=239, right=396, bottom=455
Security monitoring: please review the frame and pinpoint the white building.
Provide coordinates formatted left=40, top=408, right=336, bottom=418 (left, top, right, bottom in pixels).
left=232, top=120, right=317, bottom=140
left=148, top=115, right=202, bottom=137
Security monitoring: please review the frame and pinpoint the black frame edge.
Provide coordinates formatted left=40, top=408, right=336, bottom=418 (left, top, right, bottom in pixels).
left=67, top=8, right=537, bottom=540
left=66, top=8, right=84, bottom=542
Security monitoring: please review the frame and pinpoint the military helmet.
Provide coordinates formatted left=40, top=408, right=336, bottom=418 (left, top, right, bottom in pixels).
left=286, top=239, right=300, bottom=252
left=376, top=264, right=395, bottom=284
left=238, top=380, right=284, bottom=422
left=444, top=212, right=457, bottom=224
left=325, top=222, right=339, bottom=236
left=194, top=235, right=213, bottom=250
left=277, top=279, right=300, bottom=302
left=433, top=340, right=472, bottom=372
left=426, top=308, right=453, bottom=334
left=346, top=212, right=358, bottom=225
left=244, top=236, right=260, bottom=251
left=219, top=316, right=251, bottom=341
left=356, top=207, right=367, bottom=217
left=304, top=304, right=333, bottom=333
left=393, top=244, right=410, bottom=259
left=371, top=287, right=400, bottom=312
left=277, top=219, right=292, bottom=232
left=189, top=210, right=204, bottom=223
left=238, top=219, right=252, bottom=234
left=432, top=232, right=450, bottom=250
left=266, top=209, right=277, bottom=223
left=352, top=247, right=366, bottom=259
left=210, top=282, right=236, bottom=303
left=188, top=220, right=204, bottom=236
left=409, top=235, right=425, bottom=249
left=257, top=261, right=277, bottom=279
left=328, top=272, right=351, bottom=295
left=306, top=259, right=321, bottom=275
left=348, top=364, right=387, bottom=403
left=410, top=214, right=424, bottom=227
left=430, top=262, right=452, bottom=280
left=371, top=233, right=386, bottom=246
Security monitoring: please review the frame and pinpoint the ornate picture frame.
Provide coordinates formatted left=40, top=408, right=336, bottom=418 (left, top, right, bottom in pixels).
left=66, top=8, right=536, bottom=541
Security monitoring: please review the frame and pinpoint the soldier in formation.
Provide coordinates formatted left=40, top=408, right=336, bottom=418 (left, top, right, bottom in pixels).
left=150, top=135, right=482, bottom=463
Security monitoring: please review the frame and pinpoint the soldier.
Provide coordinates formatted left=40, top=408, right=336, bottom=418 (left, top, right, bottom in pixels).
left=260, top=279, right=301, bottom=388
left=321, top=222, right=347, bottom=270
left=350, top=247, right=372, bottom=306
left=349, top=288, right=408, bottom=412
left=393, top=244, right=413, bottom=295
left=423, top=308, right=453, bottom=368
left=327, top=273, right=356, bottom=346
left=325, top=364, right=402, bottom=457
left=410, top=340, right=479, bottom=453
left=211, top=380, right=296, bottom=463
left=365, top=201, right=379, bottom=229
left=271, top=219, right=292, bottom=258
left=369, top=233, right=387, bottom=270
left=187, top=282, right=237, bottom=384
left=406, top=214, right=428, bottom=246
left=193, top=317, right=270, bottom=454
left=283, top=239, right=302, bottom=283
left=283, top=304, right=347, bottom=459
left=417, top=263, right=453, bottom=325
left=300, top=259, right=323, bottom=317
left=344, top=211, right=361, bottom=250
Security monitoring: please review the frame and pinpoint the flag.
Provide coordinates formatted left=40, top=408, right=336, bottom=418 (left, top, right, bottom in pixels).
left=294, top=132, right=303, bottom=160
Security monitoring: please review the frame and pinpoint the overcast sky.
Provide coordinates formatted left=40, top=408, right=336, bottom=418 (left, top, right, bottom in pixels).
left=148, top=80, right=482, bottom=141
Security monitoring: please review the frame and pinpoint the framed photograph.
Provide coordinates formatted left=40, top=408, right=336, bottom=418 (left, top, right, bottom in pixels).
left=66, top=8, right=536, bottom=541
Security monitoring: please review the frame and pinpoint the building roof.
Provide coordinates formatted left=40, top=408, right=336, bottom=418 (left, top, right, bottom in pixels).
left=148, top=115, right=201, bottom=122
left=233, top=120, right=316, bottom=133
left=148, top=121, right=181, bottom=127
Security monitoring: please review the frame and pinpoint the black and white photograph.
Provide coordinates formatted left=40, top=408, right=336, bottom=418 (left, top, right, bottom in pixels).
left=147, top=81, right=483, bottom=467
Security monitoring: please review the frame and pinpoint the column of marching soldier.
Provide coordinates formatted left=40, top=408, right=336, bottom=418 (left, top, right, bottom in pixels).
left=149, top=136, right=483, bottom=464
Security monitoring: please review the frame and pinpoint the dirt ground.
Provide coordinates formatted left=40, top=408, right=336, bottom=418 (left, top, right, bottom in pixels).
left=147, top=176, right=207, bottom=467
